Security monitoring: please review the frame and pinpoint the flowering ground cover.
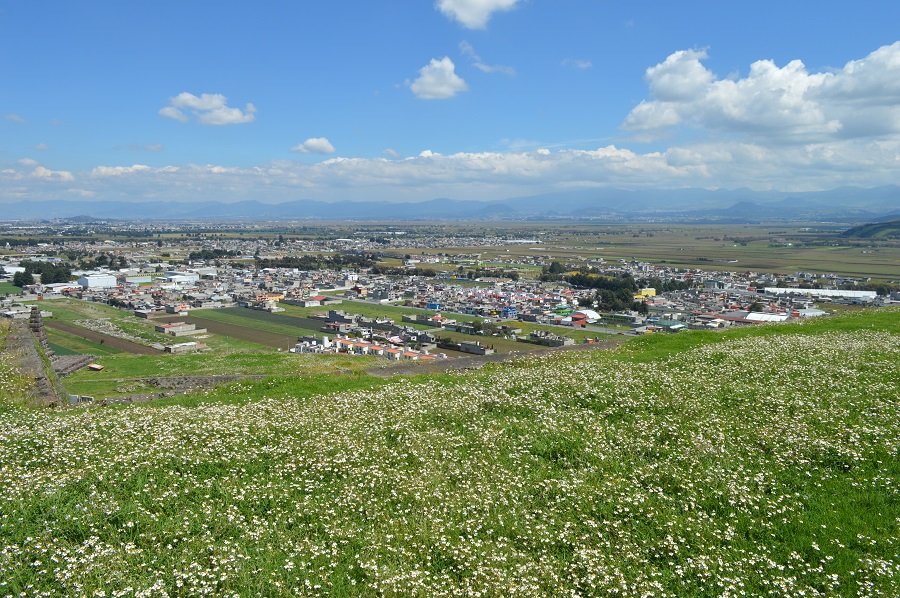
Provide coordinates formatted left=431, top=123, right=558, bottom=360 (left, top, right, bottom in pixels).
left=0, top=321, right=33, bottom=404
left=0, top=309, right=897, bottom=596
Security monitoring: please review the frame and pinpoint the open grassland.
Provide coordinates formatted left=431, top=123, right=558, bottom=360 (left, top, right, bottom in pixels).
left=61, top=348, right=377, bottom=399
left=0, top=309, right=897, bottom=595
left=0, top=281, right=21, bottom=296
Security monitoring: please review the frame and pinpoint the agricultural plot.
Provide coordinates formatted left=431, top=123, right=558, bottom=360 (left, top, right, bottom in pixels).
left=45, top=326, right=124, bottom=356
left=278, top=299, right=483, bottom=325
left=45, top=320, right=157, bottom=354
left=390, top=224, right=900, bottom=280
left=0, top=281, right=21, bottom=296
left=179, top=307, right=324, bottom=336
left=155, top=313, right=302, bottom=351
left=0, top=309, right=896, bottom=595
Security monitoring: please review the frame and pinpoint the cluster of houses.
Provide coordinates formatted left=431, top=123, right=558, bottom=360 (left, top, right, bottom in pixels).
left=2, top=242, right=896, bottom=347
left=290, top=335, right=442, bottom=362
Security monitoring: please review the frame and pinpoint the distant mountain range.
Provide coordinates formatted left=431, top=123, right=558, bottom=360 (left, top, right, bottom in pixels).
left=3, top=186, right=900, bottom=222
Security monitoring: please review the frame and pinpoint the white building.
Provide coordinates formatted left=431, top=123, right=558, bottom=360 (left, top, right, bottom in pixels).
left=77, top=273, right=118, bottom=289
left=164, top=271, right=200, bottom=284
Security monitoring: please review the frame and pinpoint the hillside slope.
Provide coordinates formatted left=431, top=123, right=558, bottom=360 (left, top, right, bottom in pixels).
left=0, top=310, right=898, bottom=596
left=842, top=219, right=900, bottom=239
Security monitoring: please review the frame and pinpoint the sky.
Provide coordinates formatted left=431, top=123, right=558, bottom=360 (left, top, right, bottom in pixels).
left=2, top=0, right=900, bottom=204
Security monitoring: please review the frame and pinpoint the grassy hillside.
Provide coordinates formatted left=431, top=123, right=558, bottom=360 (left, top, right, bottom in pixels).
left=842, top=219, right=900, bottom=239
left=0, top=310, right=897, bottom=595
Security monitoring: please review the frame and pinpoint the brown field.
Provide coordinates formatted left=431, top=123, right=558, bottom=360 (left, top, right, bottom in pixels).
left=45, top=320, right=158, bottom=355
left=155, top=315, right=300, bottom=350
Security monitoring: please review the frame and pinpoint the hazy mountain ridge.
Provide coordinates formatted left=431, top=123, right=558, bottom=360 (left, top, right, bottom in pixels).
left=2, top=185, right=899, bottom=222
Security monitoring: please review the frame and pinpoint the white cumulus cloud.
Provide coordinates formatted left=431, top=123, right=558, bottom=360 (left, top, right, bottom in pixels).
left=32, top=165, right=73, bottom=181
left=436, top=0, right=520, bottom=29
left=410, top=57, right=468, bottom=100
left=159, top=92, right=256, bottom=125
left=623, top=42, right=900, bottom=143
left=292, top=137, right=336, bottom=154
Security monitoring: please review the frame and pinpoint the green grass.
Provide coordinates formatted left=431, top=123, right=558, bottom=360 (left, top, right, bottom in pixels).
left=0, top=308, right=897, bottom=595
left=45, top=327, right=123, bottom=356
left=0, top=281, right=21, bottom=296
left=38, top=299, right=173, bottom=345
left=185, top=307, right=324, bottom=336
left=62, top=350, right=377, bottom=398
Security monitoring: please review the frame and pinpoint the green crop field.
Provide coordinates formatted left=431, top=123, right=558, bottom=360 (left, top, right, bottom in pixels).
left=0, top=281, right=21, bottom=296
left=278, top=299, right=484, bottom=325
left=1, top=308, right=897, bottom=595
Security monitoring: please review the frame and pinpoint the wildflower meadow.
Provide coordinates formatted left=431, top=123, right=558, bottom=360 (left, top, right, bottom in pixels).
left=0, top=311, right=897, bottom=596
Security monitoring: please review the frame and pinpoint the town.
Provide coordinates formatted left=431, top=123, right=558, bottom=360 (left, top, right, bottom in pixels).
left=1, top=221, right=896, bottom=404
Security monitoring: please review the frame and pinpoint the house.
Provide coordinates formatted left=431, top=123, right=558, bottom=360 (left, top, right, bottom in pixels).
left=164, top=342, right=201, bottom=353
left=458, top=341, right=494, bottom=355
left=154, top=322, right=207, bottom=337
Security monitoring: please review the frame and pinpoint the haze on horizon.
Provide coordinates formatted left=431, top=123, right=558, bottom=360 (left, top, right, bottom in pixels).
left=2, top=1, right=900, bottom=205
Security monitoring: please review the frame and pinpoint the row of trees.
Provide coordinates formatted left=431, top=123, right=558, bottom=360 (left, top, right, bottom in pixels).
left=11, top=260, right=72, bottom=287
left=186, top=248, right=239, bottom=262
left=254, top=253, right=377, bottom=270
left=370, top=266, right=438, bottom=277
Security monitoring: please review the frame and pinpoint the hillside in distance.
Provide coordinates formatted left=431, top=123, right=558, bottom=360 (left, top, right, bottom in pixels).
left=842, top=218, right=900, bottom=238
left=3, top=185, right=900, bottom=222
left=1, top=309, right=898, bottom=595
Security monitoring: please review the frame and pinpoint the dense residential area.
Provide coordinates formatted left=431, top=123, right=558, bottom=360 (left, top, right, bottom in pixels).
left=2, top=231, right=896, bottom=350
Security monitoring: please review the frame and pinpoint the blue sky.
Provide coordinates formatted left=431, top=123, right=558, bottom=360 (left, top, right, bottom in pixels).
left=2, top=0, right=900, bottom=203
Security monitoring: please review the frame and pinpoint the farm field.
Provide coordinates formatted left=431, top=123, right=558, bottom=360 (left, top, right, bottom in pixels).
left=278, top=299, right=484, bottom=325
left=45, top=320, right=157, bottom=354
left=387, top=224, right=900, bottom=279
left=0, top=308, right=896, bottom=595
left=156, top=312, right=307, bottom=351
left=0, top=281, right=20, bottom=296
